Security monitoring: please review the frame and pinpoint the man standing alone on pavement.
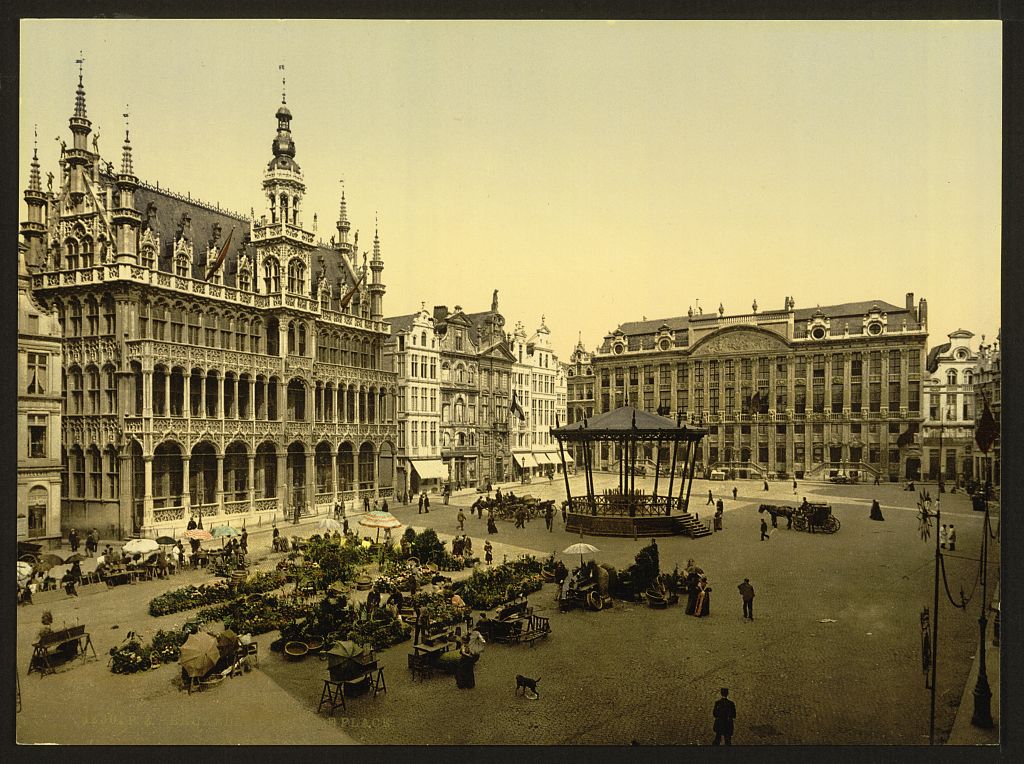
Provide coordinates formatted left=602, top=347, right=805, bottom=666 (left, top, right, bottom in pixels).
left=732, top=486, right=738, bottom=500
left=760, top=517, right=769, bottom=541
left=738, top=578, right=755, bottom=620
left=457, top=509, right=466, bottom=531
left=712, top=688, right=737, bottom=745
left=544, top=503, right=554, bottom=531
left=707, top=489, right=714, bottom=505
left=792, top=479, right=798, bottom=496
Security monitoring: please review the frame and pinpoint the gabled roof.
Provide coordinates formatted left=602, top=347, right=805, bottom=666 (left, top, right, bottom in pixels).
left=384, top=313, right=419, bottom=336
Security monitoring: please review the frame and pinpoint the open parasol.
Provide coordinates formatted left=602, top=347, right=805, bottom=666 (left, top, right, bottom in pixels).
left=183, top=528, right=213, bottom=541
left=562, top=542, right=600, bottom=568
left=358, top=511, right=402, bottom=541
left=18, top=561, right=33, bottom=586
left=212, top=525, right=240, bottom=538
left=179, top=632, right=222, bottom=678
left=330, top=640, right=366, bottom=660
left=123, top=538, right=160, bottom=556
left=318, top=518, right=342, bottom=532
left=37, top=553, right=65, bottom=571
left=155, top=535, right=176, bottom=546
left=63, top=552, right=86, bottom=564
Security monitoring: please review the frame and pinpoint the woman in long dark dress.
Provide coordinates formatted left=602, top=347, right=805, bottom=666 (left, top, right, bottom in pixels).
left=487, top=514, right=498, bottom=535
left=869, top=499, right=885, bottom=521
left=455, top=635, right=477, bottom=689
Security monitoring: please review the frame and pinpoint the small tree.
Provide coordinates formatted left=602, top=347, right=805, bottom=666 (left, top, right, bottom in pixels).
left=402, top=527, right=417, bottom=544
left=411, top=528, right=445, bottom=565
left=626, top=541, right=660, bottom=592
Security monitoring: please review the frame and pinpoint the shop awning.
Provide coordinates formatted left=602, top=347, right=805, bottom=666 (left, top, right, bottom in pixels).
left=410, top=459, right=449, bottom=481
left=513, top=453, right=537, bottom=468
left=562, top=452, right=575, bottom=464
left=535, top=453, right=555, bottom=465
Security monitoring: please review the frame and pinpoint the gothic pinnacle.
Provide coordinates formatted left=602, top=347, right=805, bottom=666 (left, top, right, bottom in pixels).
left=29, top=125, right=42, bottom=191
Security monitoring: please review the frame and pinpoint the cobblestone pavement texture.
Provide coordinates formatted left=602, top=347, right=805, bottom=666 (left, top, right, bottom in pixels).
left=16, top=475, right=998, bottom=745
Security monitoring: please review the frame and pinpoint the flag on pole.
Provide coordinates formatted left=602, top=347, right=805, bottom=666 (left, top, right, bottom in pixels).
left=510, top=391, right=526, bottom=422
left=205, top=226, right=235, bottom=281
left=974, top=389, right=998, bottom=454
left=339, top=271, right=366, bottom=308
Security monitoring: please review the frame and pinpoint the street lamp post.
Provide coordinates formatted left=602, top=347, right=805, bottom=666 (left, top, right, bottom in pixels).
left=928, top=484, right=940, bottom=745
left=970, top=491, right=994, bottom=727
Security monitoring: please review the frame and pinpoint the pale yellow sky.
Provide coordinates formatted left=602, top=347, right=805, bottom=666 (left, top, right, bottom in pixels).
left=20, top=20, right=1001, bottom=358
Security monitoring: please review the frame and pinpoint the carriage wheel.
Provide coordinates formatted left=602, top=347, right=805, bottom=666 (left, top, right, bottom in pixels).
left=18, top=554, right=39, bottom=565
left=586, top=591, right=604, bottom=611
left=793, top=515, right=807, bottom=532
left=826, top=516, right=840, bottom=533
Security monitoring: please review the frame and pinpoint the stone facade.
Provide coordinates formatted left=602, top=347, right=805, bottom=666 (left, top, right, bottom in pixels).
left=18, top=237, right=64, bottom=545
left=21, top=72, right=398, bottom=538
left=921, top=329, right=980, bottom=484
left=592, top=295, right=929, bottom=482
left=563, top=337, right=595, bottom=467
left=972, top=332, right=1001, bottom=489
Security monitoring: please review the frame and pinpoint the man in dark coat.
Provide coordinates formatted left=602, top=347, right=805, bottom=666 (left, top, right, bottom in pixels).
left=760, top=517, right=769, bottom=541
left=738, top=578, right=755, bottom=619
left=707, top=489, right=714, bottom=505
left=422, top=493, right=430, bottom=513
left=418, top=493, right=425, bottom=514
left=712, top=688, right=737, bottom=745
left=187, top=516, right=198, bottom=531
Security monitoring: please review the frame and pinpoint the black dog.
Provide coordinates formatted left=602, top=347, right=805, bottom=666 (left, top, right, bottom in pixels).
left=515, top=674, right=540, bottom=698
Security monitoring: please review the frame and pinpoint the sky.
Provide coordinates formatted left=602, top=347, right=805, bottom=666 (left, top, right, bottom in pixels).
left=19, top=19, right=1001, bottom=360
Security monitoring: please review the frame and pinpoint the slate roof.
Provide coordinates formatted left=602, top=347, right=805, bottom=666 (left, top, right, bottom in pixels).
left=604, top=298, right=920, bottom=351
left=131, top=184, right=361, bottom=308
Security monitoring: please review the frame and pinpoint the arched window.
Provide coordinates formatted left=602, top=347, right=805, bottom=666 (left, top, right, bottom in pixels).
left=287, top=259, right=306, bottom=294
left=28, top=486, right=48, bottom=537
left=140, top=243, right=155, bottom=269
left=298, top=323, right=307, bottom=356
left=81, top=237, right=95, bottom=268
left=263, top=257, right=281, bottom=293
left=946, top=369, right=958, bottom=385
left=69, top=299, right=83, bottom=336
left=287, top=323, right=296, bottom=355
left=964, top=369, right=974, bottom=386
left=84, top=297, right=99, bottom=335
left=175, top=253, right=189, bottom=277
left=421, top=331, right=427, bottom=346
left=239, top=264, right=251, bottom=292
left=65, top=238, right=80, bottom=270
left=287, top=379, right=306, bottom=421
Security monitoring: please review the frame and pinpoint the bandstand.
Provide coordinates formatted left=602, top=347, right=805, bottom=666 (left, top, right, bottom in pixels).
left=551, top=406, right=708, bottom=537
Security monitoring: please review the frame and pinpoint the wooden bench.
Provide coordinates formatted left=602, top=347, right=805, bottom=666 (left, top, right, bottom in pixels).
left=28, top=628, right=96, bottom=676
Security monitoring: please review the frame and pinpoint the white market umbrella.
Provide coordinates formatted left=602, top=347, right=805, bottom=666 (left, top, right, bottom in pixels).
left=318, top=518, right=342, bottom=532
left=563, top=542, right=600, bottom=568
left=123, top=538, right=160, bottom=556
left=18, top=561, right=33, bottom=586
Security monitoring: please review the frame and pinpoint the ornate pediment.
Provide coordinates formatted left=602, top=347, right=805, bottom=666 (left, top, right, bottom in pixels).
left=690, top=328, right=789, bottom=356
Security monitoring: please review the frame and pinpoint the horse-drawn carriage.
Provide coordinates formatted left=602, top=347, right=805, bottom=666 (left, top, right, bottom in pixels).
left=477, top=494, right=555, bottom=523
left=759, top=502, right=840, bottom=534
left=18, top=541, right=44, bottom=565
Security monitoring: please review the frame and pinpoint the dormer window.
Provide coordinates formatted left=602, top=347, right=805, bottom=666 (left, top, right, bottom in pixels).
left=175, top=255, right=189, bottom=278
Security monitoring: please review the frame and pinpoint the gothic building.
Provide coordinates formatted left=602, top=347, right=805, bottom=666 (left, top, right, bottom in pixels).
left=592, top=295, right=929, bottom=482
left=972, top=332, right=1001, bottom=490
left=21, top=70, right=398, bottom=538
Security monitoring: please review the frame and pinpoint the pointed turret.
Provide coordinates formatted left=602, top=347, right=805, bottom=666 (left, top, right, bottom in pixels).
left=335, top=181, right=351, bottom=251
left=66, top=56, right=94, bottom=204
left=21, top=126, right=48, bottom=266
left=113, top=110, right=142, bottom=264
left=368, top=214, right=386, bottom=321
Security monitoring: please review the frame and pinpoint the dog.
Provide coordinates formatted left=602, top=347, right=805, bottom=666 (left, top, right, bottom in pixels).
left=515, top=674, right=540, bottom=699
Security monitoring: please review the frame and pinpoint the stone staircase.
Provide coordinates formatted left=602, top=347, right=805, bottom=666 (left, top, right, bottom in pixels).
left=672, top=513, right=713, bottom=538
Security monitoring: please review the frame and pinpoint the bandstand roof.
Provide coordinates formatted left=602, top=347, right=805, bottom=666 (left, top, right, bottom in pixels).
left=552, top=406, right=706, bottom=442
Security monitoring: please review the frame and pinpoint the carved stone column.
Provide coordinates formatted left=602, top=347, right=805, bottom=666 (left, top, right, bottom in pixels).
left=181, top=454, right=192, bottom=518
left=247, top=454, right=255, bottom=512
left=331, top=452, right=339, bottom=502
left=143, top=454, right=154, bottom=527
left=216, top=454, right=225, bottom=515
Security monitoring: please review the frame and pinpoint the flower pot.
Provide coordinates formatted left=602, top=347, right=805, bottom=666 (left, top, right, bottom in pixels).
left=303, top=636, right=324, bottom=653
left=284, top=641, right=308, bottom=661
